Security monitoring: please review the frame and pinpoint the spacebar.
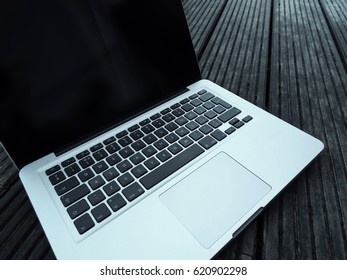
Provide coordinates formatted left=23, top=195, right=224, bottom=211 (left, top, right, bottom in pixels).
left=140, top=144, right=204, bottom=190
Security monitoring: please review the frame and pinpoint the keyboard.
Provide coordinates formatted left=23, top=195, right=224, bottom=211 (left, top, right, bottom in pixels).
left=45, top=89, right=253, bottom=235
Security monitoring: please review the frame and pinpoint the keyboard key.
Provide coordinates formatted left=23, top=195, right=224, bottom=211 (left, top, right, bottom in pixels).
left=49, top=171, right=66, bottom=185
left=76, top=150, right=89, bottom=160
left=152, top=119, right=165, bottom=128
left=189, top=93, right=199, bottom=99
left=175, top=127, right=189, bottom=137
left=91, top=203, right=111, bottom=223
left=61, top=157, right=76, bottom=168
left=194, top=106, right=206, bottom=115
left=185, top=121, right=199, bottom=131
left=204, top=111, right=217, bottom=119
left=213, top=105, right=226, bottom=114
left=79, top=156, right=95, bottom=169
left=160, top=108, right=171, bottom=115
left=172, top=108, right=185, bottom=117
left=150, top=113, right=161, bottom=120
left=103, top=136, right=116, bottom=145
left=107, top=194, right=127, bottom=212
left=117, top=172, right=134, bottom=187
left=211, top=97, right=232, bottom=109
left=92, top=161, right=108, bottom=174
left=229, top=118, right=239, bottom=125
left=67, top=199, right=90, bottom=219
left=225, top=127, right=236, bottom=134
left=197, top=89, right=207, bottom=95
left=198, top=136, right=217, bottom=150
left=141, top=124, right=155, bottom=134
left=131, top=164, right=148, bottom=178
left=242, top=115, right=253, bottom=123
left=162, top=113, right=175, bottom=122
left=218, top=107, right=241, bottom=122
left=199, top=124, right=213, bottom=134
left=103, top=167, right=119, bottom=181
left=55, top=176, right=79, bottom=196
left=165, top=133, right=179, bottom=143
left=45, top=165, right=61, bottom=176
left=179, top=137, right=193, bottom=148
left=142, top=145, right=157, bottom=157
left=90, top=143, right=103, bottom=152
left=116, top=130, right=128, bottom=139
left=131, top=139, right=146, bottom=151
left=190, top=99, right=203, bottom=107
left=119, top=146, right=134, bottom=158
left=144, top=157, right=160, bottom=170
left=129, top=153, right=145, bottom=165
left=74, top=213, right=95, bottom=234
left=61, top=184, right=90, bottom=207
left=154, top=127, right=168, bottom=138
left=180, top=98, right=190, bottom=105
left=140, top=144, right=204, bottom=190
left=170, top=103, right=180, bottom=110
left=195, top=115, right=208, bottom=125
left=185, top=111, right=198, bottom=120
left=202, top=101, right=215, bottom=110
left=189, top=130, right=204, bottom=141
left=168, top=143, right=183, bottom=155
left=199, top=92, right=214, bottom=102
left=106, top=142, right=121, bottom=154
left=143, top=133, right=157, bottom=144
left=88, top=175, right=105, bottom=190
left=116, top=160, right=133, bottom=173
left=93, top=149, right=108, bottom=161
left=128, top=124, right=140, bottom=132
left=156, top=150, right=172, bottom=162
left=181, top=103, right=194, bottom=112
left=118, top=136, right=133, bottom=147
left=78, top=168, right=94, bottom=182
left=154, top=139, right=169, bottom=150
left=165, top=122, right=179, bottom=132
left=175, top=116, right=188, bottom=125
left=106, top=154, right=122, bottom=166
left=122, top=182, right=144, bottom=202
left=130, top=130, right=144, bottom=140
left=139, top=118, right=150, bottom=126
left=88, top=190, right=106, bottom=206
left=103, top=181, right=121, bottom=196
left=233, top=121, right=245, bottom=128
left=209, top=119, right=222, bottom=128
left=211, top=129, right=227, bottom=141
left=64, top=163, right=81, bottom=177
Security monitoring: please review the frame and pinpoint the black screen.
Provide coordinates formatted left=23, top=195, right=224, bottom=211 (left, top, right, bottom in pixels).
left=0, top=0, right=201, bottom=167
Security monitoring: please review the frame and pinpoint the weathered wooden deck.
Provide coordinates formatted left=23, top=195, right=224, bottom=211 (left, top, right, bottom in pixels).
left=1, top=0, right=346, bottom=259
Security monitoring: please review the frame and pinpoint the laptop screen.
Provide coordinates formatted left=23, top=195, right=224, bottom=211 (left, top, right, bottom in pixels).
left=0, top=0, right=201, bottom=167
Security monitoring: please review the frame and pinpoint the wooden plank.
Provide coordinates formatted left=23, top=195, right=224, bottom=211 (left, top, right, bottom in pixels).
left=265, top=0, right=347, bottom=259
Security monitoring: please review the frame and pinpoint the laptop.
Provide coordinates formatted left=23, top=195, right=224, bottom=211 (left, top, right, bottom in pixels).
left=0, top=0, right=323, bottom=259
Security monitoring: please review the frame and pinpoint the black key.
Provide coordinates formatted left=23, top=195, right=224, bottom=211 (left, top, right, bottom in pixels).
left=88, top=175, right=105, bottom=190
left=93, top=149, right=108, bottom=161
left=162, top=113, right=175, bottom=122
left=194, top=106, right=207, bottom=115
left=199, top=92, right=215, bottom=102
left=107, top=194, right=127, bottom=212
left=202, top=101, right=215, bottom=110
left=116, top=160, right=133, bottom=173
left=76, top=150, right=89, bottom=160
left=62, top=157, right=76, bottom=168
left=74, top=213, right=95, bottom=234
left=172, top=108, right=185, bottom=117
left=131, top=139, right=146, bottom=151
left=242, top=115, right=253, bottom=123
left=143, top=133, right=157, bottom=144
left=150, top=113, right=161, bottom=120
left=190, top=99, right=203, bottom=107
left=122, top=182, right=144, bottom=202
left=129, top=153, right=145, bottom=165
left=211, top=129, right=227, bottom=141
left=119, top=146, right=134, bottom=158
left=198, top=136, right=217, bottom=150
left=175, top=127, right=189, bottom=137
left=152, top=119, right=165, bottom=128
left=103, top=136, right=116, bottom=145
left=213, top=105, right=226, bottom=114
left=179, top=137, right=193, bottom=148
left=160, top=108, right=171, bottom=115
left=185, top=121, right=199, bottom=131
left=189, top=93, right=199, bottom=100
left=61, top=184, right=90, bottom=207
left=67, top=199, right=90, bottom=219
left=154, top=139, right=168, bottom=150
left=225, top=127, right=236, bottom=134
left=142, top=145, right=157, bottom=157
left=156, top=150, right=172, bottom=162
left=128, top=124, right=140, bottom=132
left=197, top=89, right=207, bottom=95
left=49, top=171, right=66, bottom=185
left=185, top=111, right=197, bottom=120
left=209, top=119, right=222, bottom=128
left=117, top=172, right=134, bottom=187
left=46, top=165, right=61, bottom=176
left=141, top=124, right=155, bottom=134
left=165, top=133, right=179, bottom=143
left=211, top=97, right=232, bottom=109
left=78, top=168, right=94, bottom=182
left=181, top=103, right=194, bottom=112
left=139, top=118, right=150, bottom=126
left=233, top=121, right=245, bottom=128
left=106, top=142, right=121, bottom=154
left=204, top=110, right=217, bottom=119
left=180, top=98, right=190, bottom=104
left=189, top=130, right=204, bottom=141
left=144, top=157, right=160, bottom=170
left=140, top=144, right=204, bottom=190
left=154, top=127, right=168, bottom=138
left=91, top=203, right=111, bottom=223
left=175, top=116, right=188, bottom=126
left=199, top=124, right=213, bottom=134
left=170, top=103, right=180, bottom=110
left=229, top=118, right=239, bottom=125
left=79, top=156, right=95, bottom=169
left=106, top=154, right=122, bottom=166
left=218, top=107, right=241, bottom=122
left=103, top=181, right=121, bottom=196
left=103, top=167, right=119, bottom=181
left=168, top=143, right=183, bottom=155
left=165, top=122, right=179, bottom=132
left=55, top=176, right=79, bottom=196
left=195, top=115, right=208, bottom=125
left=88, top=190, right=106, bottom=206
left=130, top=130, right=144, bottom=140
left=131, top=164, right=148, bottom=178
left=90, top=143, right=103, bottom=152
left=116, top=130, right=128, bottom=139
left=118, top=136, right=133, bottom=147
left=64, top=163, right=81, bottom=177
left=92, top=161, right=108, bottom=174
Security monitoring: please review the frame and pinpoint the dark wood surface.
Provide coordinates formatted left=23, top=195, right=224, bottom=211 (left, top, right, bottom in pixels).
left=1, top=0, right=346, bottom=259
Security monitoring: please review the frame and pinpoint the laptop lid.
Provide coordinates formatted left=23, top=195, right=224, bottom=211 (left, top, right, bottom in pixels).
left=0, top=0, right=201, bottom=168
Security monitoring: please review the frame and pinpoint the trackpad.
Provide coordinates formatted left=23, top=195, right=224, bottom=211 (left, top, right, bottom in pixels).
left=160, top=152, right=271, bottom=248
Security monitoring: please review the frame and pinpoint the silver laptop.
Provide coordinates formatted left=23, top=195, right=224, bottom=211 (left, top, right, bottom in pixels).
left=0, top=0, right=323, bottom=259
